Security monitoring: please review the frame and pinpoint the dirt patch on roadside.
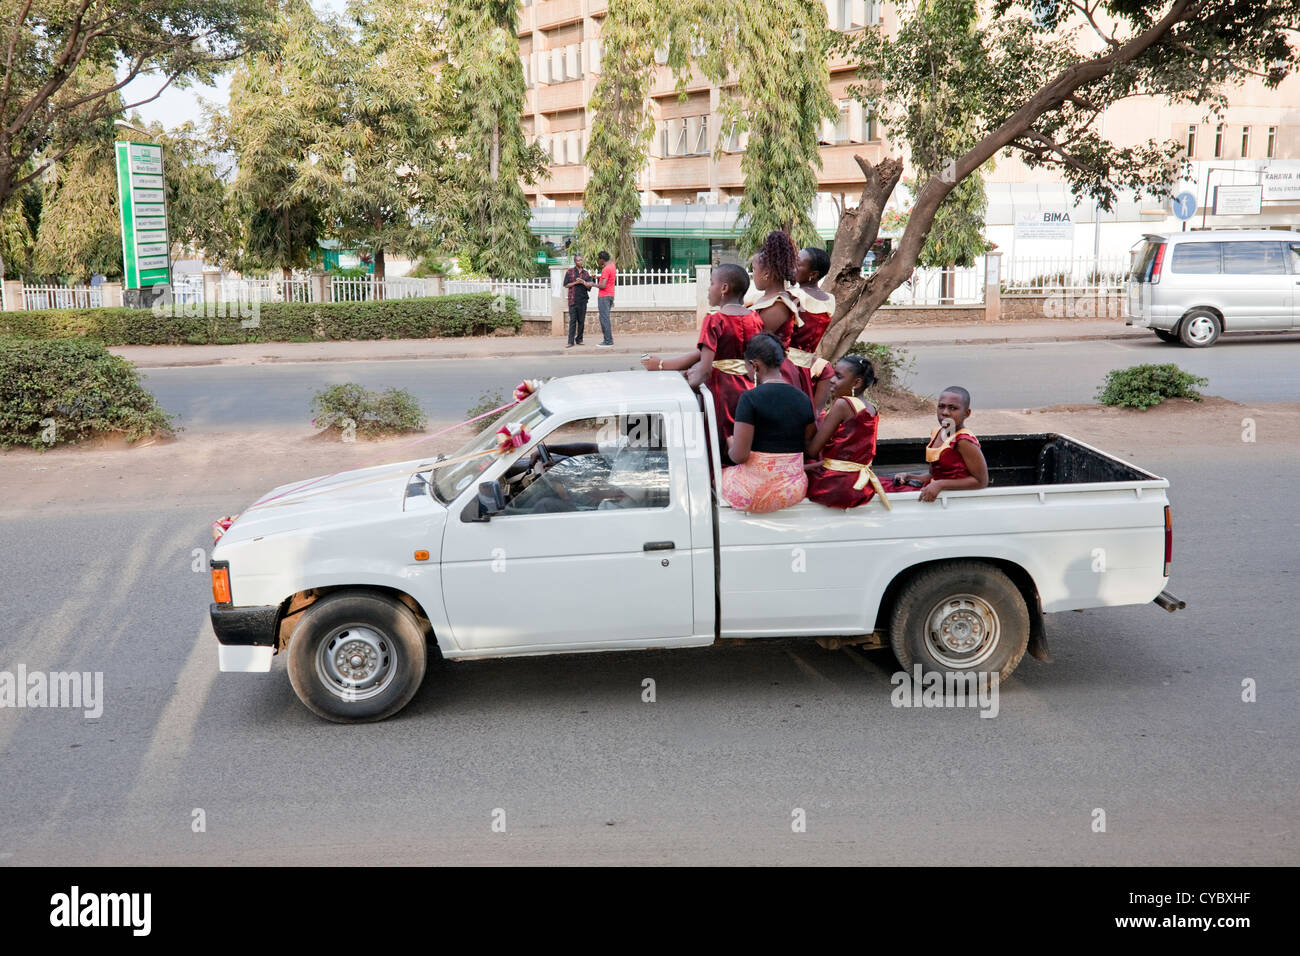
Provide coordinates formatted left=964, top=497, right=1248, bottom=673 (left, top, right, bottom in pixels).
left=3, top=397, right=1296, bottom=517
left=868, top=386, right=933, bottom=416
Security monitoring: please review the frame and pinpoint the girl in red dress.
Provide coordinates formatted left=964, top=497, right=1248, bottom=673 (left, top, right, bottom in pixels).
left=805, top=356, right=890, bottom=510
left=641, top=264, right=763, bottom=461
left=883, top=386, right=989, bottom=502
left=788, top=246, right=837, bottom=408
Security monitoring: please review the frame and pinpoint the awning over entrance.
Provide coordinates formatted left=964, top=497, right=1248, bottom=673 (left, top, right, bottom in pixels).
left=528, top=203, right=847, bottom=240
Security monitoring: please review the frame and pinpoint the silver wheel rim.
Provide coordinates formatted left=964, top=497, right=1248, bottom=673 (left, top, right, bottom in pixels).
left=316, top=624, right=396, bottom=702
left=923, top=593, right=1001, bottom=669
left=1186, top=315, right=1216, bottom=345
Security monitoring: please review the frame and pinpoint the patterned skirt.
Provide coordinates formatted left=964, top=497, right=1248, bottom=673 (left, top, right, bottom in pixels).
left=721, top=451, right=808, bottom=513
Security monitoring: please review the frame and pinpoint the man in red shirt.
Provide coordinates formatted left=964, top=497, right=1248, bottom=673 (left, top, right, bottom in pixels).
left=595, top=251, right=616, bottom=347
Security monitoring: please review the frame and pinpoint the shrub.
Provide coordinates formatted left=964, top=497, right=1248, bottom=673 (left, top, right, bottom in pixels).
left=0, top=293, right=521, bottom=345
left=0, top=337, right=175, bottom=448
left=1096, top=363, right=1208, bottom=410
left=464, top=389, right=507, bottom=423
left=310, top=383, right=427, bottom=437
left=843, top=341, right=916, bottom=392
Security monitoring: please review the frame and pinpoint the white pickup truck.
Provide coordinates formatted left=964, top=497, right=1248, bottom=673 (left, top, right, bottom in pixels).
left=209, top=371, right=1184, bottom=722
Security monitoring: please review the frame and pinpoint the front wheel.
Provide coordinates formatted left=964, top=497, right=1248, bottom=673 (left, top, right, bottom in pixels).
left=288, top=591, right=428, bottom=723
left=889, top=561, right=1030, bottom=682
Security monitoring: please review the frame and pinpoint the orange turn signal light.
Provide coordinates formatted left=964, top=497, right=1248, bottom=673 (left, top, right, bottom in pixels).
left=414, top=550, right=429, bottom=562
left=211, top=566, right=232, bottom=604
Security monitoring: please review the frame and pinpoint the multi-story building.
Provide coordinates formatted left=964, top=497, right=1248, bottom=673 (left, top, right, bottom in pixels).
left=519, top=0, right=1300, bottom=268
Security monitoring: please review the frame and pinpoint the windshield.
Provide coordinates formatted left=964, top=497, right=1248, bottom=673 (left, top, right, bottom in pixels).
left=432, top=394, right=550, bottom=503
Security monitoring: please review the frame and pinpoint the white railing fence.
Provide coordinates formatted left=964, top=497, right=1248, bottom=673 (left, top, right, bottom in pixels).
left=1000, top=254, right=1130, bottom=295
left=446, top=277, right=550, bottom=316
left=329, top=276, right=434, bottom=302
left=220, top=277, right=312, bottom=303
left=612, top=269, right=695, bottom=309
left=868, top=260, right=986, bottom=306
left=23, top=284, right=102, bottom=310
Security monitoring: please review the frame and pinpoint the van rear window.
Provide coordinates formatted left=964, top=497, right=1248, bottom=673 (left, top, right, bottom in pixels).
left=1170, top=242, right=1222, bottom=274
left=1130, top=241, right=1160, bottom=282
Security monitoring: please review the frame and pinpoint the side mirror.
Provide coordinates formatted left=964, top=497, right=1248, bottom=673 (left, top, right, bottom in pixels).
left=475, top=480, right=506, bottom=521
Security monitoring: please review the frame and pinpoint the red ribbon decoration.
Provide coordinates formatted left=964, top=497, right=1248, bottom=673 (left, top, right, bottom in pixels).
left=496, top=422, right=531, bottom=450
left=514, top=379, right=542, bottom=402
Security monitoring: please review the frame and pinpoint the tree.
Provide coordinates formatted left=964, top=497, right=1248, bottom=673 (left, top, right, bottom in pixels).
left=151, top=119, right=241, bottom=269
left=706, top=0, right=838, bottom=252
left=445, top=0, right=547, bottom=278
left=0, top=174, right=38, bottom=278
left=576, top=0, right=836, bottom=263
left=0, top=0, right=268, bottom=212
left=31, top=90, right=121, bottom=281
left=291, top=0, right=455, bottom=284
left=572, top=0, right=657, bottom=266
left=224, top=1, right=326, bottom=278
left=817, top=0, right=1300, bottom=359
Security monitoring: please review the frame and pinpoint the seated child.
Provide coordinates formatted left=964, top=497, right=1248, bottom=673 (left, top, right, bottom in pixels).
left=721, top=333, right=816, bottom=513
left=883, top=386, right=989, bottom=502
left=805, top=355, right=889, bottom=510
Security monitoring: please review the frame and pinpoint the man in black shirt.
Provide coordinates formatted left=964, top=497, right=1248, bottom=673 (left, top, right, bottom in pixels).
left=563, top=255, right=594, bottom=348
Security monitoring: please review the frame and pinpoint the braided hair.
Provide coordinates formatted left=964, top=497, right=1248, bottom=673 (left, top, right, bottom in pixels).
left=753, top=230, right=797, bottom=285
left=838, top=354, right=877, bottom=394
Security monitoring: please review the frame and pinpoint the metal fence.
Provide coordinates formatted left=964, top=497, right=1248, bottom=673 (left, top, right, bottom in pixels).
left=445, top=277, right=550, bottom=316
left=219, top=277, right=312, bottom=303
left=612, top=269, right=695, bottom=309
left=999, top=254, right=1130, bottom=295
left=329, top=276, right=433, bottom=302
left=22, top=284, right=102, bottom=310
left=875, top=261, right=986, bottom=306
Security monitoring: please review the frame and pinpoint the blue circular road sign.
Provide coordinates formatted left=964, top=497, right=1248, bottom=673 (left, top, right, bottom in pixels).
left=1172, top=192, right=1197, bottom=220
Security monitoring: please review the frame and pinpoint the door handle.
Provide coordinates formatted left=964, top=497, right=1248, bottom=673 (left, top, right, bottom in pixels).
left=643, top=541, right=675, bottom=551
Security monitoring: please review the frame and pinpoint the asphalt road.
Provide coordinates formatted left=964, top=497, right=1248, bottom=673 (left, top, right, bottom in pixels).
left=0, top=450, right=1295, bottom=865
left=139, top=335, right=1300, bottom=432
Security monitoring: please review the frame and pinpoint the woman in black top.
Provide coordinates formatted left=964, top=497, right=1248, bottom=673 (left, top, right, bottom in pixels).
left=721, top=333, right=816, bottom=512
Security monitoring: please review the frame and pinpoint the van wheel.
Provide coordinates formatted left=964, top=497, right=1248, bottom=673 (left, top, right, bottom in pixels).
left=1179, top=310, right=1220, bottom=347
left=889, top=562, right=1030, bottom=682
left=1153, top=329, right=1179, bottom=343
left=287, top=591, right=427, bottom=723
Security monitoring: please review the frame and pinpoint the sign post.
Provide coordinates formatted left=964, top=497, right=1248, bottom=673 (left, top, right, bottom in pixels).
left=114, top=141, right=171, bottom=304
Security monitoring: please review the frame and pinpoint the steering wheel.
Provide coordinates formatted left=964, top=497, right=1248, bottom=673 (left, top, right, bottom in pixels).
left=535, top=442, right=553, bottom=467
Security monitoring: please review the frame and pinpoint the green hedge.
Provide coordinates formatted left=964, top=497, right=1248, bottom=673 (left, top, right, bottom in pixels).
left=0, top=337, right=175, bottom=447
left=0, top=293, right=521, bottom=345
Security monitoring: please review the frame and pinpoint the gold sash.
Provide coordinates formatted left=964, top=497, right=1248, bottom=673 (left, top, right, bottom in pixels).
left=786, top=347, right=829, bottom=378
left=712, top=359, right=750, bottom=376
left=925, top=426, right=975, bottom=463
left=822, top=458, right=891, bottom=509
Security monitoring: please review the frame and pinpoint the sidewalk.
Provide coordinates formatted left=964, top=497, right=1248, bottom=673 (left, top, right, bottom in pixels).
left=110, top=319, right=1148, bottom=369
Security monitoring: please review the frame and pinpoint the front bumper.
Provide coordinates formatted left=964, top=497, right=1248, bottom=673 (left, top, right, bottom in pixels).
left=211, top=602, right=279, bottom=672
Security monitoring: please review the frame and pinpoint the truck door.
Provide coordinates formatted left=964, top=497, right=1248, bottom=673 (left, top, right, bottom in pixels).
left=440, top=410, right=697, bottom=652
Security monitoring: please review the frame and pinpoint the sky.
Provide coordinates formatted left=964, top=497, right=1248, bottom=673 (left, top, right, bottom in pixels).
left=119, top=0, right=346, bottom=131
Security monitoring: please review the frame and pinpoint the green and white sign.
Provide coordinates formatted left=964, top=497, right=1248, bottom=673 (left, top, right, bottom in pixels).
left=115, top=141, right=171, bottom=289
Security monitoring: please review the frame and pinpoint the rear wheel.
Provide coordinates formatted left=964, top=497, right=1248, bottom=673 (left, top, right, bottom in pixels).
left=1153, top=329, right=1179, bottom=343
left=889, top=562, right=1030, bottom=682
left=287, top=591, right=427, bottom=723
left=1178, top=309, right=1221, bottom=348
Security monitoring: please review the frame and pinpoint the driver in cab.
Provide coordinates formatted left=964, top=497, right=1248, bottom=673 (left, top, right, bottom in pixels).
left=501, top=418, right=663, bottom=514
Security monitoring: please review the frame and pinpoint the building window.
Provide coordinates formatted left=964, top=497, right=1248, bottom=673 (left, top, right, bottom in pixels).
left=1185, top=125, right=1197, bottom=158
left=723, top=121, right=748, bottom=153
left=1240, top=126, right=1251, bottom=158
left=867, top=0, right=882, bottom=25
left=671, top=118, right=688, bottom=157
left=1267, top=126, right=1277, bottom=158
left=835, top=102, right=850, bottom=143
left=694, top=115, right=709, bottom=154
left=1214, top=123, right=1224, bottom=158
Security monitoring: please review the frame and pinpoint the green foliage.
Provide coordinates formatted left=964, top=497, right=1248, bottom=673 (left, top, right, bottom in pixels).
left=409, top=256, right=454, bottom=278
left=311, top=382, right=427, bottom=437
left=1096, top=364, right=1208, bottom=410
left=0, top=337, right=175, bottom=448
left=574, top=0, right=657, bottom=267
left=445, top=1, right=548, bottom=278
left=156, top=119, right=242, bottom=269
left=844, top=341, right=916, bottom=392
left=0, top=293, right=520, bottom=345
left=0, top=178, right=39, bottom=278
left=464, top=389, right=507, bottom=422
left=0, top=0, right=269, bottom=211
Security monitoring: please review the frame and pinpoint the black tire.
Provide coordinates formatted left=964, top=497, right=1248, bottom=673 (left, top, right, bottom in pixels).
left=1178, top=309, right=1220, bottom=348
left=1153, top=329, right=1179, bottom=343
left=889, top=561, right=1030, bottom=682
left=287, top=591, right=427, bottom=723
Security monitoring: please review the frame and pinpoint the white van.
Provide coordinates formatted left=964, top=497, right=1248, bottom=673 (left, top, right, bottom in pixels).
left=1125, top=230, right=1300, bottom=346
